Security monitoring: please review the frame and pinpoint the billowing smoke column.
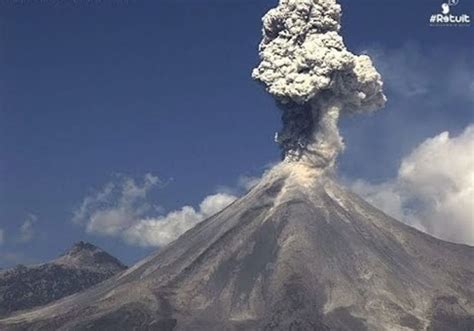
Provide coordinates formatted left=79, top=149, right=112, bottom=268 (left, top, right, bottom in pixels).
left=253, top=0, right=386, bottom=169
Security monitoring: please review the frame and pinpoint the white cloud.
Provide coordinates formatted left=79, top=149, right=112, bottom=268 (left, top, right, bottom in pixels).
left=350, top=124, right=474, bottom=245
left=73, top=173, right=238, bottom=248
left=72, top=173, right=160, bottom=236
left=19, top=214, right=37, bottom=243
left=123, top=193, right=237, bottom=247
left=0, top=229, right=4, bottom=245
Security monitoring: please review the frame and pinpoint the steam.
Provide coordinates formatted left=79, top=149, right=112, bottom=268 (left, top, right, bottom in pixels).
left=253, top=0, right=386, bottom=168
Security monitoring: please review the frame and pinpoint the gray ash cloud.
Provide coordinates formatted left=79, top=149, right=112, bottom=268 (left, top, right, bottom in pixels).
left=253, top=0, right=386, bottom=169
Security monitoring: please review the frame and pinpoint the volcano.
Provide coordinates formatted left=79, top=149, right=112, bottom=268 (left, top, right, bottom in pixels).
left=1, top=164, right=472, bottom=330
left=2, top=0, right=472, bottom=329
left=0, top=242, right=126, bottom=318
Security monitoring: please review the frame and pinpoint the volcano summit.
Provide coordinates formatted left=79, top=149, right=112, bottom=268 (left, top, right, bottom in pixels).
left=0, top=0, right=472, bottom=330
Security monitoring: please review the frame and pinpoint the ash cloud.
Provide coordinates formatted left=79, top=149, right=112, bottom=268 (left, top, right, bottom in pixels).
left=253, top=0, right=386, bottom=169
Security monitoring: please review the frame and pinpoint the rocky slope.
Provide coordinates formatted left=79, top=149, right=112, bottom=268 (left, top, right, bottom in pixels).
left=0, top=241, right=126, bottom=318
left=0, top=163, right=472, bottom=330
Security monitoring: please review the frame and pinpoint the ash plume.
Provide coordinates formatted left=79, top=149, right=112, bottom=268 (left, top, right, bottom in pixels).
left=253, top=0, right=386, bottom=169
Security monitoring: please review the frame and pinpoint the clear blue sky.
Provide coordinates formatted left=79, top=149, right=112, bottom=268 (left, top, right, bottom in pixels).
left=0, top=0, right=472, bottom=267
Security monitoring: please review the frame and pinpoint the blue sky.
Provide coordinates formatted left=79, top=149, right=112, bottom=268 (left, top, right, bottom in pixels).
left=0, top=0, right=473, bottom=268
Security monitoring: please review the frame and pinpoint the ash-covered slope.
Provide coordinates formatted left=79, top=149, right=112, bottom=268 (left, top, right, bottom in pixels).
left=1, top=164, right=472, bottom=330
left=0, top=241, right=126, bottom=318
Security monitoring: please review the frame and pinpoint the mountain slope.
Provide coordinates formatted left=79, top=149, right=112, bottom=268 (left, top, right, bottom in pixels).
left=0, top=164, right=473, bottom=330
left=0, top=241, right=126, bottom=318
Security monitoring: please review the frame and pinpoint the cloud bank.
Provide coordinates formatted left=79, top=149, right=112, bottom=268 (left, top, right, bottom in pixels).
left=351, top=124, right=474, bottom=245
left=72, top=174, right=160, bottom=236
left=73, top=174, right=238, bottom=247
left=123, top=193, right=237, bottom=247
